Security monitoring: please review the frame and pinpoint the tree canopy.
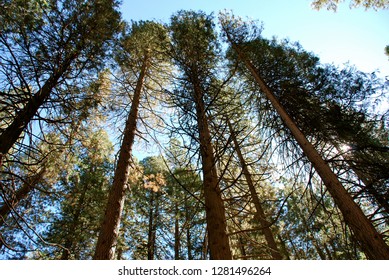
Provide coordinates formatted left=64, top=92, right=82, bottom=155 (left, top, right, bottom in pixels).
left=1, top=6, right=388, bottom=260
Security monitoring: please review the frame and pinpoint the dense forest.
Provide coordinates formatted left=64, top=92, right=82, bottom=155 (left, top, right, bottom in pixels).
left=1, top=0, right=388, bottom=260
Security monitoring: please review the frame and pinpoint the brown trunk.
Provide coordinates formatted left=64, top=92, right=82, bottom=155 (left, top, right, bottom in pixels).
left=174, top=200, right=180, bottom=260
left=0, top=168, right=45, bottom=228
left=277, top=234, right=291, bottom=260
left=238, top=235, right=248, bottom=259
left=192, top=80, right=232, bottom=260
left=229, top=41, right=389, bottom=259
left=60, top=176, right=90, bottom=260
left=227, top=120, right=283, bottom=259
left=147, top=192, right=156, bottom=260
left=0, top=54, right=77, bottom=156
left=93, top=55, right=148, bottom=260
left=185, top=197, right=193, bottom=260
left=323, top=243, right=333, bottom=260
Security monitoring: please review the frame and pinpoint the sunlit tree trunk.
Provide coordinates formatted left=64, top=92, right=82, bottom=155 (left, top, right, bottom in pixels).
left=226, top=37, right=389, bottom=259
left=93, top=56, right=148, bottom=260
left=192, top=79, right=232, bottom=260
left=227, top=119, right=283, bottom=259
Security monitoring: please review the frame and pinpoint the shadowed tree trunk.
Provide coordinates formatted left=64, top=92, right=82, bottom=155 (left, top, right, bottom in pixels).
left=0, top=55, right=77, bottom=156
left=0, top=168, right=45, bottom=228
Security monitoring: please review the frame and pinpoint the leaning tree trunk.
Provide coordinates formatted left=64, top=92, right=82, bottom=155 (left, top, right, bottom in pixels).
left=93, top=55, right=148, bottom=260
left=228, top=40, right=389, bottom=259
left=227, top=119, right=283, bottom=259
left=192, top=80, right=232, bottom=260
left=0, top=167, right=45, bottom=228
left=0, top=54, right=77, bottom=157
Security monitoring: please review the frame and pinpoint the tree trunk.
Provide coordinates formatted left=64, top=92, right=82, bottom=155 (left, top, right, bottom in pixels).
left=0, top=168, right=45, bottom=251
left=147, top=192, right=156, bottom=260
left=192, top=80, right=232, bottom=260
left=60, top=177, right=90, bottom=260
left=238, top=235, right=248, bottom=259
left=0, top=54, right=77, bottom=156
left=227, top=119, right=283, bottom=259
left=277, top=234, right=291, bottom=260
left=185, top=196, right=193, bottom=260
left=93, top=55, right=148, bottom=260
left=0, top=168, right=45, bottom=228
left=229, top=41, right=389, bottom=259
left=174, top=200, right=180, bottom=260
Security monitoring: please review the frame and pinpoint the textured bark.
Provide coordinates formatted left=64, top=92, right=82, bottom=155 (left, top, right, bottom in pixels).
left=192, top=80, right=232, bottom=260
left=227, top=120, right=283, bottom=259
left=229, top=41, right=389, bottom=259
left=93, top=56, right=148, bottom=260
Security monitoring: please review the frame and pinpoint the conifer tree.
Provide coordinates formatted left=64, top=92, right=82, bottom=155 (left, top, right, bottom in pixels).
left=219, top=12, right=389, bottom=259
left=94, top=21, right=170, bottom=259
left=169, top=11, right=232, bottom=259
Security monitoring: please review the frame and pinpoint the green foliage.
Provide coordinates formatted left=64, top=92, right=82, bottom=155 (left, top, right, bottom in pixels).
left=311, top=0, right=389, bottom=11
left=2, top=9, right=388, bottom=260
left=37, top=129, right=114, bottom=259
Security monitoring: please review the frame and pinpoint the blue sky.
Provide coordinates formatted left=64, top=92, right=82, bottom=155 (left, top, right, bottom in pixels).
left=120, top=0, right=389, bottom=76
left=118, top=0, right=389, bottom=160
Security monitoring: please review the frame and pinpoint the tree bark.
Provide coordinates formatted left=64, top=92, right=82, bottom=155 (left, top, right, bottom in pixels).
left=0, top=168, right=45, bottom=228
left=192, top=80, right=232, bottom=260
left=185, top=196, right=193, bottom=260
left=229, top=41, right=389, bottom=259
left=0, top=53, right=77, bottom=156
left=227, top=120, right=283, bottom=259
left=147, top=191, right=157, bottom=260
left=174, top=200, right=180, bottom=260
left=93, top=55, right=148, bottom=260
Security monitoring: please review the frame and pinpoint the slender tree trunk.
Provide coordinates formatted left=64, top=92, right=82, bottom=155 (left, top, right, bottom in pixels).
left=93, top=55, right=148, bottom=260
left=0, top=168, right=45, bottom=228
left=174, top=200, right=180, bottom=260
left=0, top=54, right=77, bottom=156
left=347, top=158, right=389, bottom=216
left=192, top=80, right=232, bottom=260
left=238, top=235, right=248, bottom=259
left=227, top=120, right=283, bottom=259
left=185, top=197, right=193, bottom=260
left=61, top=178, right=90, bottom=260
left=0, top=168, right=44, bottom=250
left=147, top=192, right=156, bottom=260
left=323, top=243, right=333, bottom=260
left=277, top=234, right=291, bottom=260
left=228, top=41, right=389, bottom=259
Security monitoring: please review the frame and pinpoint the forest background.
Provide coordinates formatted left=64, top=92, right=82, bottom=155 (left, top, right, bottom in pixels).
left=0, top=0, right=389, bottom=260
